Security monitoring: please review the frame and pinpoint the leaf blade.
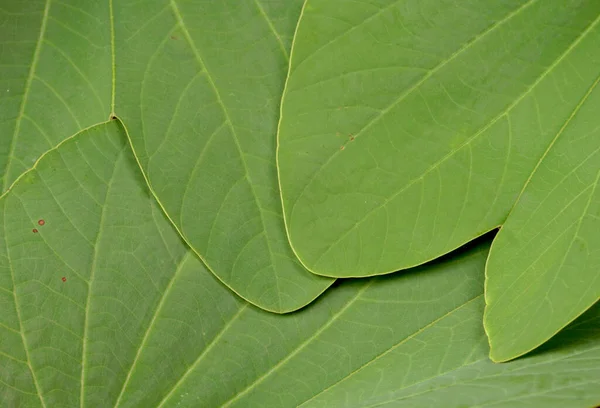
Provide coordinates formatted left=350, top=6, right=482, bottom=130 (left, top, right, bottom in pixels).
left=277, top=0, right=600, bottom=278
left=114, top=0, right=333, bottom=313
left=485, top=75, right=600, bottom=362
left=0, top=0, right=112, bottom=192
left=1, top=134, right=599, bottom=405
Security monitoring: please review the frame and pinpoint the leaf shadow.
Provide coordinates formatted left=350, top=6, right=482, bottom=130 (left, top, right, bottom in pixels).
left=520, top=300, right=600, bottom=360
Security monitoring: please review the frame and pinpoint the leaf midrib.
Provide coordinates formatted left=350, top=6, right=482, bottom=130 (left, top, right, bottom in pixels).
left=483, top=75, right=600, bottom=359
left=489, top=153, right=600, bottom=360
left=368, top=347, right=600, bottom=408
left=168, top=0, right=287, bottom=309
left=298, top=294, right=484, bottom=407
left=285, top=0, right=541, bottom=265
left=2, top=0, right=52, bottom=191
left=80, top=145, right=123, bottom=408
left=113, top=252, right=192, bottom=408
left=303, top=10, right=600, bottom=274
left=156, top=303, right=249, bottom=408
left=3, top=200, right=47, bottom=408
left=220, top=280, right=374, bottom=408
left=253, top=0, right=289, bottom=61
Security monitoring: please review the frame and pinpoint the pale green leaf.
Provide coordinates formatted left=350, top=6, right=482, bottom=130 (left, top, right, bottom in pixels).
left=484, top=76, right=600, bottom=362
left=114, top=0, right=333, bottom=313
left=277, top=0, right=600, bottom=279
left=1, top=129, right=599, bottom=407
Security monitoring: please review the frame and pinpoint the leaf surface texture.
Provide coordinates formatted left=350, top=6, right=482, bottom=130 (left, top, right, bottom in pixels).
left=1, top=133, right=599, bottom=406
left=277, top=0, right=600, bottom=277
left=0, top=0, right=333, bottom=313
left=277, top=0, right=600, bottom=360
left=114, top=0, right=333, bottom=312
left=485, top=75, right=600, bottom=361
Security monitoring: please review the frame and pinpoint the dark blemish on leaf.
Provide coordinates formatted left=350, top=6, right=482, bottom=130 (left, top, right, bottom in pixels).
left=170, top=35, right=178, bottom=40
left=340, top=145, right=345, bottom=151
left=349, top=135, right=354, bottom=141
left=38, top=219, right=45, bottom=226
left=110, top=115, right=117, bottom=120
left=32, top=228, right=38, bottom=233
left=61, top=277, right=67, bottom=282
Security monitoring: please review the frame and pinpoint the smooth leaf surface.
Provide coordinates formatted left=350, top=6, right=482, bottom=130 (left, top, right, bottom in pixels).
left=3, top=3, right=600, bottom=401
left=485, top=76, right=600, bottom=362
left=277, top=0, right=600, bottom=278
left=0, top=0, right=112, bottom=192
left=1, top=129, right=599, bottom=408
left=114, top=0, right=333, bottom=313
left=1, top=0, right=333, bottom=313
left=0, top=120, right=192, bottom=407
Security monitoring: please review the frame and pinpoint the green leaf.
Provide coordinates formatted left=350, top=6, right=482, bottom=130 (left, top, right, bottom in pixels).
left=114, top=0, right=333, bottom=312
left=0, top=0, right=332, bottom=313
left=0, top=0, right=112, bottom=193
left=277, top=0, right=600, bottom=279
left=485, top=76, right=600, bottom=362
left=2, top=130, right=599, bottom=407
left=0, top=120, right=188, bottom=407
left=4, top=0, right=599, bottom=391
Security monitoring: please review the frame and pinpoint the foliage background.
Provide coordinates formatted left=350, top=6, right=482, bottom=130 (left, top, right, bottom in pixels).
left=1, top=0, right=599, bottom=407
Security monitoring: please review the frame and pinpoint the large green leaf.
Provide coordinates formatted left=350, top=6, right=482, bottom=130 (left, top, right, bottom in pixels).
left=485, top=76, right=600, bottom=362
left=277, top=0, right=600, bottom=279
left=2, top=123, right=600, bottom=407
left=113, top=0, right=333, bottom=313
left=0, top=0, right=112, bottom=192
left=0, top=0, right=333, bottom=313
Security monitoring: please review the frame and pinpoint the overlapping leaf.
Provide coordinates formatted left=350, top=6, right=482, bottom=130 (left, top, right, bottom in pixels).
left=113, top=0, right=333, bottom=312
left=277, top=0, right=600, bottom=359
left=0, top=0, right=112, bottom=192
left=0, top=0, right=333, bottom=313
left=485, top=76, right=600, bottom=361
left=3, top=1, right=600, bottom=399
left=277, top=0, right=600, bottom=276
left=2, top=125, right=599, bottom=407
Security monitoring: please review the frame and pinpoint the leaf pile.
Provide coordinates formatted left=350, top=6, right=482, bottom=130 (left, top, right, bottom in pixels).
left=1, top=0, right=599, bottom=406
